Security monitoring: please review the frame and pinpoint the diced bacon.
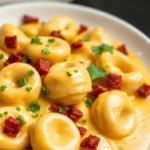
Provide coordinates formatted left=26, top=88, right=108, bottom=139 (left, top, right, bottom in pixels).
left=78, top=24, right=88, bottom=34
left=5, top=36, right=17, bottom=49
left=50, top=30, right=64, bottom=39
left=117, top=44, right=128, bottom=55
left=4, top=53, right=23, bottom=66
left=22, top=15, right=39, bottom=24
left=107, top=73, right=122, bottom=89
left=80, top=135, right=100, bottom=149
left=78, top=126, right=87, bottom=136
left=71, top=40, right=83, bottom=49
left=50, top=103, right=68, bottom=115
left=3, top=116, right=22, bottom=137
left=90, top=85, right=107, bottom=97
left=68, top=107, right=83, bottom=122
left=137, top=84, right=150, bottom=97
left=35, top=58, right=51, bottom=75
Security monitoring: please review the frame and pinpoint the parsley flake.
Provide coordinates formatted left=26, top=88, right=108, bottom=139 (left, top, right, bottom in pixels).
left=87, top=64, right=106, bottom=80
left=0, top=54, right=4, bottom=59
left=26, top=102, right=40, bottom=113
left=85, top=98, right=93, bottom=107
left=66, top=72, right=72, bottom=76
left=0, top=113, right=3, bottom=117
left=4, top=111, right=8, bottom=115
left=57, top=107, right=63, bottom=113
left=92, top=43, right=113, bottom=54
left=42, top=47, right=50, bottom=54
left=16, top=106, right=21, bottom=111
left=74, top=70, right=78, bottom=73
left=83, top=36, right=89, bottom=41
left=79, top=61, right=84, bottom=64
left=27, top=70, right=34, bottom=76
left=17, top=78, right=27, bottom=86
left=31, top=37, right=42, bottom=44
left=0, top=85, right=7, bottom=91
left=26, top=87, right=32, bottom=92
left=42, top=86, right=50, bottom=96
left=48, top=39, right=55, bottom=43
left=16, top=115, right=26, bottom=124
left=23, top=55, right=29, bottom=63
left=31, top=114, right=39, bottom=118
left=82, top=120, right=87, bottom=124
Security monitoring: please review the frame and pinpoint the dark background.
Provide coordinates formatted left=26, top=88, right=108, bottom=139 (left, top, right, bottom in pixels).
left=73, top=0, right=150, bottom=38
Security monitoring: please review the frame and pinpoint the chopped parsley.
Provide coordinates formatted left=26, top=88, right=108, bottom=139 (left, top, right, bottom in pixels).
left=83, top=36, right=89, bottom=41
left=31, top=37, right=42, bottom=44
left=16, top=106, right=21, bottom=111
left=42, top=47, right=50, bottom=54
left=17, top=78, right=27, bottom=86
left=16, top=115, right=26, bottom=124
left=66, top=71, right=72, bottom=76
left=0, top=85, right=7, bottom=91
left=79, top=61, right=84, bottom=64
left=0, top=113, right=3, bottom=117
left=74, top=70, right=78, bottom=73
left=57, top=107, right=63, bottom=113
left=42, top=86, right=50, bottom=96
left=4, top=111, right=8, bottom=115
left=92, top=43, right=113, bottom=54
left=85, top=98, right=93, bottom=107
left=48, top=39, right=55, bottom=43
left=87, top=64, right=106, bottom=80
left=82, top=119, right=87, bottom=124
left=23, top=55, right=29, bottom=63
left=26, top=87, right=32, bottom=92
left=0, top=54, right=4, bottom=59
left=26, top=102, right=40, bottom=113
left=31, top=114, right=39, bottom=118
left=27, top=70, right=34, bottom=76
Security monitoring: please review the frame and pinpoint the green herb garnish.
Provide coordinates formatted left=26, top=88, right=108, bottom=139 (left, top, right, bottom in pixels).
left=48, top=39, right=55, bottom=43
left=31, top=114, right=39, bottom=118
left=42, top=47, right=50, bottom=54
left=85, top=98, right=93, bottom=107
left=57, top=107, right=63, bottom=113
left=17, top=78, right=27, bottom=86
left=31, top=37, right=42, bottom=44
left=16, top=115, right=26, bottom=124
left=42, top=86, right=50, bottom=96
left=26, top=87, right=32, bottom=92
left=83, top=36, right=89, bottom=41
left=26, top=102, right=40, bottom=113
left=27, top=70, right=34, bottom=76
left=82, top=120, right=87, bottom=124
left=0, top=85, right=7, bottom=91
left=74, top=70, right=78, bottom=73
left=16, top=106, right=21, bottom=111
left=23, top=55, right=29, bottom=63
left=0, top=54, right=4, bottom=59
left=66, top=72, right=72, bottom=76
left=0, top=113, right=3, bottom=117
left=4, top=111, right=8, bottom=115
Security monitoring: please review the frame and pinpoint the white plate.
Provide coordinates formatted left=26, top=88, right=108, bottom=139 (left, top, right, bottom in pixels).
left=0, top=2, right=150, bottom=149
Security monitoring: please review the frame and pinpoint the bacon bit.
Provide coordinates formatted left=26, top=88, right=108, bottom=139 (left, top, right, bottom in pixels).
left=22, top=15, right=39, bottom=24
left=50, top=30, right=64, bottom=39
left=3, top=116, right=22, bottom=137
left=35, top=58, right=51, bottom=75
left=137, top=84, right=150, bottom=97
left=78, top=24, right=88, bottom=34
left=4, top=53, right=23, bottom=66
left=117, top=44, right=128, bottom=55
left=107, top=73, right=122, bottom=89
left=80, top=135, right=100, bottom=149
left=78, top=126, right=87, bottom=136
left=90, top=85, right=107, bottom=97
left=50, top=103, right=68, bottom=115
left=71, top=40, right=83, bottom=49
left=5, top=36, right=17, bottom=49
left=68, top=107, right=83, bottom=122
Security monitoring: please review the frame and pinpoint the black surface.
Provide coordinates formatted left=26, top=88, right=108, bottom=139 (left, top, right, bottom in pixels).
left=73, top=0, right=150, bottom=38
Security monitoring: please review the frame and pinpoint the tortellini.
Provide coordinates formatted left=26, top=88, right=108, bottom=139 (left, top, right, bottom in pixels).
left=29, top=113, right=80, bottom=150
left=20, top=23, right=41, bottom=37
left=0, top=49, right=8, bottom=70
left=0, top=63, right=42, bottom=105
left=0, top=24, right=30, bottom=54
left=0, top=107, right=31, bottom=150
left=96, top=50, right=144, bottom=94
left=77, top=27, right=112, bottom=45
left=43, top=60, right=92, bottom=105
left=91, top=90, right=137, bottom=138
left=39, top=16, right=78, bottom=42
left=26, top=36, right=71, bottom=63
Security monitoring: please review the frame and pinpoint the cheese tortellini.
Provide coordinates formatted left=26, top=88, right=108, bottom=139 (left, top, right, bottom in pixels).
left=26, top=36, right=71, bottom=63
left=39, top=16, right=78, bottom=42
left=0, top=63, right=42, bottom=105
left=29, top=113, right=80, bottom=150
left=96, top=50, right=144, bottom=94
left=91, top=90, right=137, bottom=138
left=43, top=60, right=92, bottom=105
left=0, top=24, right=30, bottom=54
left=0, top=107, right=32, bottom=150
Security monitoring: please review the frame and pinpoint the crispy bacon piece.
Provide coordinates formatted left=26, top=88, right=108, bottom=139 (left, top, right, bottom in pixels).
left=35, top=58, right=51, bottom=75
left=71, top=40, right=83, bottom=49
left=78, top=24, right=88, bottom=34
left=78, top=126, right=87, bottom=136
left=80, top=135, right=100, bottom=149
left=107, top=73, right=122, bottom=89
left=117, top=44, right=128, bottom=55
left=50, top=30, right=64, bottom=39
left=137, top=84, right=150, bottom=97
left=68, top=107, right=83, bottom=122
left=5, top=36, right=17, bottom=49
left=50, top=103, right=68, bottom=115
left=4, top=53, right=23, bottom=66
left=3, top=116, right=22, bottom=137
left=90, top=85, right=107, bottom=97
left=22, top=15, right=39, bottom=24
